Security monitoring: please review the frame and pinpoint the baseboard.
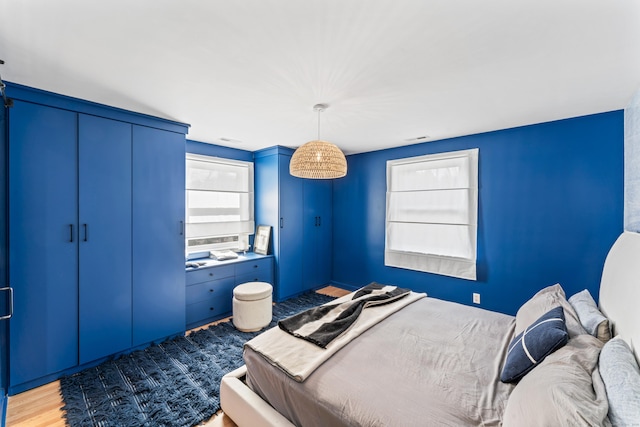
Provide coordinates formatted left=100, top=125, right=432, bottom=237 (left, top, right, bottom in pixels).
left=328, top=280, right=360, bottom=291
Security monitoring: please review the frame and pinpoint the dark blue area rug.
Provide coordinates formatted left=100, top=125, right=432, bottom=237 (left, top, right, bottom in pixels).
left=60, top=291, right=336, bottom=427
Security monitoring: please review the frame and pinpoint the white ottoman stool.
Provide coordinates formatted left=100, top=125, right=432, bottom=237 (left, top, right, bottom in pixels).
left=232, top=282, right=273, bottom=332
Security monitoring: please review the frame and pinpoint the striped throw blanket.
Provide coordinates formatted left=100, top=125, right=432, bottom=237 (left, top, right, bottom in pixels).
left=278, top=282, right=410, bottom=348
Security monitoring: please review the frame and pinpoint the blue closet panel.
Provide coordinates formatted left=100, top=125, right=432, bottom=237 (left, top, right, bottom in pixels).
left=277, top=154, right=304, bottom=300
left=302, top=180, right=333, bottom=290
left=254, top=147, right=334, bottom=300
left=78, top=114, right=132, bottom=364
left=0, top=92, right=9, bottom=399
left=8, top=101, right=78, bottom=388
left=254, top=148, right=305, bottom=301
left=132, top=125, right=185, bottom=346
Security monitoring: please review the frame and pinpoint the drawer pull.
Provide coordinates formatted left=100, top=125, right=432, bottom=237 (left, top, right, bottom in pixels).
left=209, top=289, right=214, bottom=293
left=253, top=265, right=258, bottom=268
left=210, top=307, right=214, bottom=311
left=0, top=287, right=14, bottom=320
left=209, top=272, right=214, bottom=277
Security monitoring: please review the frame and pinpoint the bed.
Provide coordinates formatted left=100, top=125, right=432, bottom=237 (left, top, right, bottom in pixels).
left=221, top=232, right=640, bottom=426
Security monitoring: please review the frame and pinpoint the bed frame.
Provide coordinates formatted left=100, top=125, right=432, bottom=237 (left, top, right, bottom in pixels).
left=220, top=231, right=640, bottom=427
left=598, top=231, right=639, bottom=356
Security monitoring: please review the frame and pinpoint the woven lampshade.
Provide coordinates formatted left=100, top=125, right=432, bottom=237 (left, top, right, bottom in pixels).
left=290, top=140, right=347, bottom=179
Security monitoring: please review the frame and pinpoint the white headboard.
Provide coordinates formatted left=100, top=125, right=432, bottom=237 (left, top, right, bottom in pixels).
left=599, top=231, right=640, bottom=359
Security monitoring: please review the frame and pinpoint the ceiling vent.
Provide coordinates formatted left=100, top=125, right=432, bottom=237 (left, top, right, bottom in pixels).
left=404, top=135, right=430, bottom=143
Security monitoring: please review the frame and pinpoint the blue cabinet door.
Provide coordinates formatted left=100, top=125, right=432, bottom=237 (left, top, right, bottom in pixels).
left=315, top=180, right=333, bottom=286
left=132, top=125, right=185, bottom=346
left=303, top=180, right=333, bottom=290
left=78, top=115, right=132, bottom=364
left=255, top=150, right=305, bottom=301
left=8, top=101, right=78, bottom=387
left=254, top=153, right=284, bottom=297
left=0, top=100, right=7, bottom=397
left=277, top=154, right=303, bottom=300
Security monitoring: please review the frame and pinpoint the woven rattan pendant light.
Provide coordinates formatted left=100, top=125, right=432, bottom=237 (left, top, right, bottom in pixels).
left=290, top=104, right=347, bottom=179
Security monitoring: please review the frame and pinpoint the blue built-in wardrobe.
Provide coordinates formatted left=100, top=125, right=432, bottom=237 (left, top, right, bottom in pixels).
left=5, top=83, right=189, bottom=394
left=254, top=146, right=333, bottom=301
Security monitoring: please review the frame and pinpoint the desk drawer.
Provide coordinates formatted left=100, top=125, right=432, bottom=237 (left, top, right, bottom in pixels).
left=186, top=296, right=233, bottom=325
left=186, top=265, right=235, bottom=285
left=186, top=276, right=234, bottom=305
left=235, top=258, right=272, bottom=277
left=234, top=270, right=272, bottom=286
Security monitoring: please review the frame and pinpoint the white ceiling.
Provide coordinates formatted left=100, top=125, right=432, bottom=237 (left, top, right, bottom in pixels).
left=1, top=0, right=639, bottom=154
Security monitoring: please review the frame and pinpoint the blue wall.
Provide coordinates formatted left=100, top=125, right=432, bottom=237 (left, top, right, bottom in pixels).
left=186, top=139, right=253, bottom=162
left=332, top=111, right=624, bottom=315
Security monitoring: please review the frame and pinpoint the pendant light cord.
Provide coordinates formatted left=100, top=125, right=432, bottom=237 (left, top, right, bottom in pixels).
left=313, top=103, right=327, bottom=141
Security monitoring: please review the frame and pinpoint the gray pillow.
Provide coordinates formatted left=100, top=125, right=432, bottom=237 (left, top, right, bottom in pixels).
left=569, top=289, right=611, bottom=342
left=515, top=284, right=586, bottom=338
left=503, top=335, right=609, bottom=426
left=599, top=337, right=640, bottom=426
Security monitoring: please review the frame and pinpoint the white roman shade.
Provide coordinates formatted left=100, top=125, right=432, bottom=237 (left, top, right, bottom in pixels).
left=385, top=148, right=478, bottom=280
left=186, top=154, right=254, bottom=251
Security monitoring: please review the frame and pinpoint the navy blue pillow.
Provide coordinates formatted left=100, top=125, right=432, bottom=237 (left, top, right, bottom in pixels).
left=501, top=306, right=569, bottom=383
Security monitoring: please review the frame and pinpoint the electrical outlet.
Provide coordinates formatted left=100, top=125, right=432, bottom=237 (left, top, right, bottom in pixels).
left=473, top=293, right=481, bottom=304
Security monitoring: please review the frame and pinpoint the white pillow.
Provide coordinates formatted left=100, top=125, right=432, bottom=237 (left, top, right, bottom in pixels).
left=599, top=337, right=640, bottom=426
left=568, top=289, right=611, bottom=342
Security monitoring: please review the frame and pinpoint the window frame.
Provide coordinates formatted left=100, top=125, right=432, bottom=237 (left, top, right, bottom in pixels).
left=384, top=148, right=479, bottom=280
left=185, top=153, right=254, bottom=256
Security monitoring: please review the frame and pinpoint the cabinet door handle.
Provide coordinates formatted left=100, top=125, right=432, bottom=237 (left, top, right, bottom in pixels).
left=83, top=224, right=88, bottom=242
left=318, top=216, right=321, bottom=227
left=69, top=224, right=74, bottom=243
left=0, top=287, right=14, bottom=320
left=280, top=217, right=283, bottom=229
left=180, top=220, right=184, bottom=236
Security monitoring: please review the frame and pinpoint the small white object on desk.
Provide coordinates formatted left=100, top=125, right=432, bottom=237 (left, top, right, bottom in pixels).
left=210, top=250, right=238, bottom=261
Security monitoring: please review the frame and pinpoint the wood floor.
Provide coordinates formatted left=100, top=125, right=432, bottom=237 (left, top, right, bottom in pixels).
left=5, top=286, right=350, bottom=427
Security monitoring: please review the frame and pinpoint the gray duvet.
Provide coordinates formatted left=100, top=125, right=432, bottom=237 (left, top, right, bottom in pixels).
left=244, top=297, right=516, bottom=426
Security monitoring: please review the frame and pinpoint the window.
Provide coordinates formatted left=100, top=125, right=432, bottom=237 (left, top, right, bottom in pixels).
left=385, top=148, right=478, bottom=280
left=185, top=154, right=254, bottom=254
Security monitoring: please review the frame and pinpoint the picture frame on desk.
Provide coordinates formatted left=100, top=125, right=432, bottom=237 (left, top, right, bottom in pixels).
left=254, top=225, right=271, bottom=255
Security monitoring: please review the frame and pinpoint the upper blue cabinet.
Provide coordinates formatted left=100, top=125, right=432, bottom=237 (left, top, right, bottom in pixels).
left=6, top=83, right=189, bottom=394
